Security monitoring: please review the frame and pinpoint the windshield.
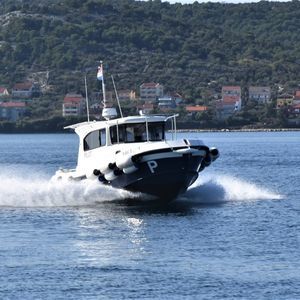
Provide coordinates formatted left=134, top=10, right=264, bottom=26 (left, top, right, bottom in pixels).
left=83, top=128, right=106, bottom=151
left=110, top=122, right=165, bottom=144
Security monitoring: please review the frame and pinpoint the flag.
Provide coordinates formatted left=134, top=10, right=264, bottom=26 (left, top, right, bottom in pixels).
left=97, top=65, right=103, bottom=81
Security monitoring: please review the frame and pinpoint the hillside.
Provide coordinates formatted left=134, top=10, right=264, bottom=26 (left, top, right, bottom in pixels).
left=1, top=0, right=300, bottom=104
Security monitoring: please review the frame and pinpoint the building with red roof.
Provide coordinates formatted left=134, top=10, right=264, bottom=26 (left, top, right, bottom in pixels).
left=186, top=105, right=208, bottom=112
left=294, top=90, right=300, bottom=98
left=170, top=92, right=184, bottom=105
left=217, top=86, right=242, bottom=119
left=12, top=82, right=40, bottom=98
left=62, top=93, right=85, bottom=117
left=140, top=82, right=164, bottom=102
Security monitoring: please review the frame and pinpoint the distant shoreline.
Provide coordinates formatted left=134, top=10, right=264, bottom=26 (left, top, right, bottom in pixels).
left=1, top=116, right=299, bottom=134
left=174, top=128, right=300, bottom=133
left=1, top=128, right=300, bottom=134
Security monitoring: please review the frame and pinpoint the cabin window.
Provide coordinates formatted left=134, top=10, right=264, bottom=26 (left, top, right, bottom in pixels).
left=84, top=129, right=106, bottom=151
left=110, top=126, right=118, bottom=144
left=110, top=122, right=165, bottom=144
left=100, top=129, right=106, bottom=145
left=148, top=122, right=165, bottom=141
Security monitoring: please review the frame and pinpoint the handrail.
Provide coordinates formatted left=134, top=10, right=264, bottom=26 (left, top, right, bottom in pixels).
left=116, top=119, right=119, bottom=144
left=145, top=116, right=149, bottom=141
left=111, top=75, right=124, bottom=118
left=165, top=114, right=179, bottom=140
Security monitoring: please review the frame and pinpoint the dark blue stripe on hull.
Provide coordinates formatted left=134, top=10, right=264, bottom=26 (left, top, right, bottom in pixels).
left=111, top=155, right=202, bottom=200
left=125, top=170, right=198, bottom=200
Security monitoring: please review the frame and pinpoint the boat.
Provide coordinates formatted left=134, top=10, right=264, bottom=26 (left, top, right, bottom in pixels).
left=52, top=62, right=219, bottom=201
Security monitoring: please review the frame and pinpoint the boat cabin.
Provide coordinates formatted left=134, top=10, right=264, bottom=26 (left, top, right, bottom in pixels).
left=69, top=115, right=178, bottom=152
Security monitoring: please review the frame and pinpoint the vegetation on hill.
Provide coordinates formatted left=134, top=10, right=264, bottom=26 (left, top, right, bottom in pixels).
left=0, top=0, right=300, bottom=129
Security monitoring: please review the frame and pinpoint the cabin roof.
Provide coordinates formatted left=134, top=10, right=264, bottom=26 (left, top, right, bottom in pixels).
left=65, top=115, right=173, bottom=137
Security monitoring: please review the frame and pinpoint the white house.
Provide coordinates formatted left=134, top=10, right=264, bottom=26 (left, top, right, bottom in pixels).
left=249, top=86, right=271, bottom=104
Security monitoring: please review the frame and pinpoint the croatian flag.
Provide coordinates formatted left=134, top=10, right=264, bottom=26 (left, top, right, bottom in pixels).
left=97, top=65, right=103, bottom=81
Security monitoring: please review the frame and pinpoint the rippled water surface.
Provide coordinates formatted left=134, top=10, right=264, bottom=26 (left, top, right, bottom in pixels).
left=0, top=132, right=299, bottom=299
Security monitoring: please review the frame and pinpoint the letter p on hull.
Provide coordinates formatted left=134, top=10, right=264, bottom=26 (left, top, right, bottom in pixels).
left=147, top=160, right=158, bottom=173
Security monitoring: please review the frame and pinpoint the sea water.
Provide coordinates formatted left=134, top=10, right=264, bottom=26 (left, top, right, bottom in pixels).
left=0, top=132, right=299, bottom=299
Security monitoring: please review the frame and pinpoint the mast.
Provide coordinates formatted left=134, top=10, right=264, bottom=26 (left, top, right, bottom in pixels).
left=98, top=61, right=117, bottom=120
left=111, top=74, right=124, bottom=118
left=84, top=74, right=90, bottom=123
left=100, top=61, right=106, bottom=104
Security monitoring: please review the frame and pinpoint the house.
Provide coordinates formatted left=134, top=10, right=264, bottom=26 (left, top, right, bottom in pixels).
left=222, top=86, right=242, bottom=110
left=217, top=86, right=242, bottom=119
left=170, top=92, right=184, bottom=105
left=291, top=104, right=300, bottom=114
left=62, top=93, right=85, bottom=117
left=216, top=100, right=240, bottom=119
left=276, top=97, right=293, bottom=109
left=158, top=96, right=176, bottom=110
left=185, top=105, right=208, bottom=113
left=287, top=103, right=300, bottom=125
left=12, top=82, right=40, bottom=98
left=249, top=86, right=271, bottom=104
left=140, top=82, right=164, bottom=102
left=222, top=86, right=241, bottom=97
left=118, top=90, right=136, bottom=102
left=276, top=96, right=300, bottom=120
left=0, top=87, right=9, bottom=97
left=293, top=91, right=300, bottom=104
left=0, top=102, right=27, bottom=122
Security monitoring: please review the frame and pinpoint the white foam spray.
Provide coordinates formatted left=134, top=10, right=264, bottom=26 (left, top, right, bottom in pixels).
left=0, top=170, right=136, bottom=207
left=0, top=168, right=283, bottom=207
left=183, top=174, right=283, bottom=204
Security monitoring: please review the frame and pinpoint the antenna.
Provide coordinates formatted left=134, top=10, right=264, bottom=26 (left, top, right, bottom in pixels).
left=84, top=74, right=90, bottom=122
left=98, top=61, right=117, bottom=120
left=111, top=75, right=124, bottom=118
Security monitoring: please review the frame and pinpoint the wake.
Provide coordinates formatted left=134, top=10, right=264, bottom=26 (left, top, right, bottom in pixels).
left=183, top=174, right=283, bottom=204
left=0, top=170, right=282, bottom=207
left=0, top=172, right=136, bottom=207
